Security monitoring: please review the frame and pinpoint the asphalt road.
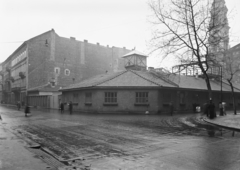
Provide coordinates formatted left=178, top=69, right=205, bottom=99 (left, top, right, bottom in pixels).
left=0, top=106, right=239, bottom=170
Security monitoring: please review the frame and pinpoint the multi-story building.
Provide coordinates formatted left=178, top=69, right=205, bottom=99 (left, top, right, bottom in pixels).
left=0, top=29, right=130, bottom=108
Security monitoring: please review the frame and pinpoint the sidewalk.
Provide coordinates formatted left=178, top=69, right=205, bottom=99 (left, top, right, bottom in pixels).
left=0, top=123, right=52, bottom=170
left=204, top=112, right=240, bottom=131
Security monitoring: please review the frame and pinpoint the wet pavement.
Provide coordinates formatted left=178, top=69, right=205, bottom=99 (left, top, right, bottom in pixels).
left=0, top=105, right=240, bottom=170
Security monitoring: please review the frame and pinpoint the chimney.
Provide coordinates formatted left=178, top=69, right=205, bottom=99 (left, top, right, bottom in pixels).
left=70, top=37, right=76, bottom=40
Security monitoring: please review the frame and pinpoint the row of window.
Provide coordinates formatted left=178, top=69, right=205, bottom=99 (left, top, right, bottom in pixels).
left=54, top=67, right=70, bottom=76
left=11, top=63, right=27, bottom=77
left=81, top=92, right=149, bottom=104
left=11, top=51, right=27, bottom=67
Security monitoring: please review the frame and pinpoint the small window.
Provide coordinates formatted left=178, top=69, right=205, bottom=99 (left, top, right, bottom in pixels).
left=55, top=67, right=60, bottom=74
left=85, top=92, right=92, bottom=104
left=105, top=92, right=117, bottom=103
left=65, top=69, right=70, bottom=76
left=136, top=92, right=148, bottom=103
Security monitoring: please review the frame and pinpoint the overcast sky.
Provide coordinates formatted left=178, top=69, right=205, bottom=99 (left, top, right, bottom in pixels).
left=0, top=0, right=239, bottom=69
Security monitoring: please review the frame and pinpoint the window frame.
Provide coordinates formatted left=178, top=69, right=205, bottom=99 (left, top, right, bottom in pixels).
left=65, top=69, right=70, bottom=76
left=103, top=92, right=118, bottom=106
left=135, top=92, right=149, bottom=106
left=55, top=67, right=60, bottom=75
left=85, top=92, right=92, bottom=106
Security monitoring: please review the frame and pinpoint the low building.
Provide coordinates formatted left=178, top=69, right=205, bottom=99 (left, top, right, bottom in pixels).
left=60, top=50, right=240, bottom=114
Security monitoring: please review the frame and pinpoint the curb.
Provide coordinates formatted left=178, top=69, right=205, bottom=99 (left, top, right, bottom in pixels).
left=203, top=117, right=240, bottom=132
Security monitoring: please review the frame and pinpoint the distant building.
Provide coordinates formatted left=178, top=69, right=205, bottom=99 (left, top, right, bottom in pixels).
left=0, top=29, right=130, bottom=108
left=209, top=0, right=229, bottom=55
left=60, top=50, right=240, bottom=114
left=225, top=43, right=240, bottom=83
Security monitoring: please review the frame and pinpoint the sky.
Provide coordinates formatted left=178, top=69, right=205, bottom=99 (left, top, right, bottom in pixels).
left=0, top=0, right=240, bottom=69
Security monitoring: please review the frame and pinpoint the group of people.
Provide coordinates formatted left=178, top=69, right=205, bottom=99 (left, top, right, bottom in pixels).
left=60, top=101, right=73, bottom=114
left=203, top=99, right=226, bottom=119
left=16, top=101, right=73, bottom=116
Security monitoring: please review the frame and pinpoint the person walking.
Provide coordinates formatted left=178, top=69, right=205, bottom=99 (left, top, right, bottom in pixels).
left=68, top=101, right=73, bottom=114
left=60, top=102, right=64, bottom=113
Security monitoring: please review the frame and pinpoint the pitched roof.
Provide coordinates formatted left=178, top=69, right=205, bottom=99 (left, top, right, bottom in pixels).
left=122, top=50, right=148, bottom=58
left=60, top=69, right=240, bottom=93
left=28, top=84, right=61, bottom=92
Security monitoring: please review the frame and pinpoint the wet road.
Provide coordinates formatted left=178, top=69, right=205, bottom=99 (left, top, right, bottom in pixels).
left=0, top=106, right=240, bottom=170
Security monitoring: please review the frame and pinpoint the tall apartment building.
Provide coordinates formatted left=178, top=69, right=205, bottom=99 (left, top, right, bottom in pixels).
left=0, top=29, right=130, bottom=108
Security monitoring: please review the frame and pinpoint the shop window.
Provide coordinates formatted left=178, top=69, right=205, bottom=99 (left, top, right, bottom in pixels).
left=65, top=69, right=70, bottom=76
left=104, top=92, right=117, bottom=105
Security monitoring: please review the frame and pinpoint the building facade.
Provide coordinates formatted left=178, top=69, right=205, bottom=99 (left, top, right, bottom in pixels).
left=0, top=29, right=130, bottom=108
left=60, top=51, right=240, bottom=114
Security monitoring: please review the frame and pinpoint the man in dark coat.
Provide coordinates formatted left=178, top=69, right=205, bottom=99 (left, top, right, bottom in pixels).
left=208, top=99, right=216, bottom=119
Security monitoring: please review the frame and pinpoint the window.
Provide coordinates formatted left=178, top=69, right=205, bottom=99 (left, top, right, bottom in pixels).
left=85, top=92, right=92, bottom=105
left=136, top=92, right=148, bottom=103
left=104, top=92, right=117, bottom=103
left=55, top=67, right=60, bottom=74
left=65, top=69, right=70, bottom=76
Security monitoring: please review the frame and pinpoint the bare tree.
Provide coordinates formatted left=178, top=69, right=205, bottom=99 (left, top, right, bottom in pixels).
left=222, top=49, right=240, bottom=115
left=148, top=0, right=229, bottom=99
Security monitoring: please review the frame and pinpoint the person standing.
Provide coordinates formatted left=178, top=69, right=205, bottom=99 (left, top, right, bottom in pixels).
left=219, top=102, right=223, bottom=116
left=208, top=99, right=216, bottom=119
left=60, top=102, right=64, bottom=113
left=69, top=101, right=73, bottom=114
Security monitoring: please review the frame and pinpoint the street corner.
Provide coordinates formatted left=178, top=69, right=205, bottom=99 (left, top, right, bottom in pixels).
left=203, top=113, right=240, bottom=131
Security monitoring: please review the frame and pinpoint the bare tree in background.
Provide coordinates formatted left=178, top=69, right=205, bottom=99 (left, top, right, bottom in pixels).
left=148, top=0, right=229, bottom=99
left=223, top=50, right=240, bottom=115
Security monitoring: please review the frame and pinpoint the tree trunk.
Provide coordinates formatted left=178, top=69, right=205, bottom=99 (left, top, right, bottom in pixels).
left=227, top=80, right=237, bottom=115
left=204, top=73, right=212, bottom=100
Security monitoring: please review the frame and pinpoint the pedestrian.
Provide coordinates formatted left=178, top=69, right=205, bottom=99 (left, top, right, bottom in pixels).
left=60, top=102, right=64, bottom=113
left=222, top=102, right=226, bottom=115
left=219, top=102, right=223, bottom=116
left=169, top=102, right=174, bottom=116
left=68, top=101, right=73, bottom=114
left=16, top=101, right=21, bottom=110
left=208, top=99, right=216, bottom=119
left=25, top=104, right=30, bottom=117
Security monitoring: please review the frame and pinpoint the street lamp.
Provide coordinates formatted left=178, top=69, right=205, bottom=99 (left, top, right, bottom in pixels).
left=220, top=66, right=223, bottom=116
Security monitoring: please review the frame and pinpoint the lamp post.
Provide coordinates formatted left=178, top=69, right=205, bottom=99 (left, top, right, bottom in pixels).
left=220, top=66, right=223, bottom=116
